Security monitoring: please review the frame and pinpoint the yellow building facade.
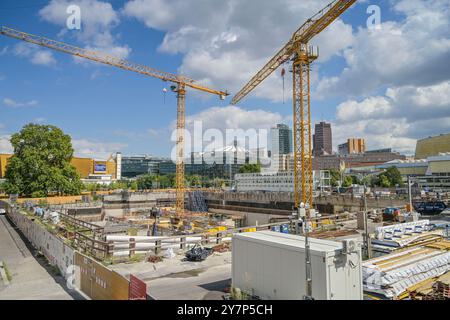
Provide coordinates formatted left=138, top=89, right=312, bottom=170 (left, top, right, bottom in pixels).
left=416, top=133, right=450, bottom=159
left=348, top=138, right=366, bottom=154
left=428, top=154, right=450, bottom=174
left=0, top=154, right=117, bottom=179
left=0, top=154, right=12, bottom=179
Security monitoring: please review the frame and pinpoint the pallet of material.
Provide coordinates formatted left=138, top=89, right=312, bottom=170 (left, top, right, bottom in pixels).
left=417, top=273, right=450, bottom=300
left=406, top=272, right=450, bottom=300
left=309, top=229, right=359, bottom=240
left=363, top=244, right=450, bottom=299
left=371, top=231, right=444, bottom=253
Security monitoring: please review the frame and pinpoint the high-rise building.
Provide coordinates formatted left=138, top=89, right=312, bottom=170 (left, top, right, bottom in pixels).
left=313, top=122, right=332, bottom=156
left=159, top=142, right=271, bottom=181
left=271, top=124, right=293, bottom=156
left=338, top=138, right=366, bottom=155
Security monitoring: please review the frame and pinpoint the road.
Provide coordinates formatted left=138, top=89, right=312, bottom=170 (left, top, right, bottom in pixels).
left=147, top=264, right=231, bottom=300
left=0, top=203, right=81, bottom=300
left=111, top=250, right=232, bottom=300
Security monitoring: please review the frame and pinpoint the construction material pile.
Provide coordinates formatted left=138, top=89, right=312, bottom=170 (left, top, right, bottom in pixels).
left=185, top=245, right=213, bottom=262
left=147, top=255, right=163, bottom=264
left=363, top=240, right=450, bottom=299
left=212, top=242, right=231, bottom=253
left=371, top=220, right=445, bottom=253
left=427, top=278, right=450, bottom=300
left=410, top=273, right=450, bottom=300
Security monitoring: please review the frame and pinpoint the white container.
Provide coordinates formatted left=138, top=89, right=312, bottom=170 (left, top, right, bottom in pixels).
left=232, top=231, right=363, bottom=300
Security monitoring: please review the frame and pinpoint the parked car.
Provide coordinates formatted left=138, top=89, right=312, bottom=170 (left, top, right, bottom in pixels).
left=0, top=208, right=6, bottom=215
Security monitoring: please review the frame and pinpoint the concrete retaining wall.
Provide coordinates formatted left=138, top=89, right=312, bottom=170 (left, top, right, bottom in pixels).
left=6, top=204, right=75, bottom=281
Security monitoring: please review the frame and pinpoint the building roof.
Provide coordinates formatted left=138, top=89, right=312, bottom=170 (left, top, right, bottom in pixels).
left=428, top=153, right=450, bottom=162
left=234, top=231, right=343, bottom=257
left=417, top=132, right=450, bottom=142
left=377, top=159, right=429, bottom=169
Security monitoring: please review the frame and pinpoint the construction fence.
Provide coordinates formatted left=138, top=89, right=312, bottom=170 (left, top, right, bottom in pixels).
left=75, top=252, right=130, bottom=300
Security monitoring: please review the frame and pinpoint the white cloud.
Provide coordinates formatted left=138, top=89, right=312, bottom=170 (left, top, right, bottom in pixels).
left=0, top=132, right=125, bottom=159
left=316, top=0, right=450, bottom=97
left=39, top=0, right=131, bottom=59
left=33, top=118, right=47, bottom=123
left=123, top=0, right=354, bottom=101
left=72, top=139, right=127, bottom=159
left=181, top=105, right=287, bottom=153
left=185, top=105, right=284, bottom=131
left=13, top=43, right=57, bottom=66
left=332, top=81, right=450, bottom=154
left=3, top=98, right=38, bottom=108
left=0, top=135, right=13, bottom=154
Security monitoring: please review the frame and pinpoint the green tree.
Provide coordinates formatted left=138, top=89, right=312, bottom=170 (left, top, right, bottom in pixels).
left=84, top=183, right=103, bottom=192
left=136, top=174, right=155, bottom=190
left=379, top=175, right=391, bottom=188
left=108, top=181, right=129, bottom=191
left=213, top=178, right=226, bottom=188
left=129, top=181, right=138, bottom=191
left=329, top=169, right=341, bottom=187
left=136, top=174, right=176, bottom=190
left=384, top=166, right=404, bottom=187
left=239, top=163, right=261, bottom=174
left=342, top=176, right=353, bottom=188
left=4, top=124, right=83, bottom=197
left=351, top=175, right=361, bottom=185
left=186, top=175, right=202, bottom=188
left=159, top=174, right=176, bottom=188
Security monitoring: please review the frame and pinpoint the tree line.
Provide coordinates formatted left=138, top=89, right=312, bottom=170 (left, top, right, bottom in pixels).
left=329, top=166, right=404, bottom=189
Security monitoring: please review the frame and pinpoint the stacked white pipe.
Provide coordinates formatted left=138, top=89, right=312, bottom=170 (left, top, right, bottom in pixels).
left=105, top=235, right=232, bottom=257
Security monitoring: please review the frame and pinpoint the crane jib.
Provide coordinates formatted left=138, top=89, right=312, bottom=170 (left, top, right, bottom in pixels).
left=231, top=0, right=356, bottom=104
left=0, top=26, right=227, bottom=97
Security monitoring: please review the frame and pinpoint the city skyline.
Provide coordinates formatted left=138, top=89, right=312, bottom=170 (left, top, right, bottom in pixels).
left=0, top=0, right=449, bottom=159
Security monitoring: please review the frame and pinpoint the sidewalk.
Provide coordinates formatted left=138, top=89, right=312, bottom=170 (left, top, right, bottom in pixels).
left=0, top=215, right=81, bottom=300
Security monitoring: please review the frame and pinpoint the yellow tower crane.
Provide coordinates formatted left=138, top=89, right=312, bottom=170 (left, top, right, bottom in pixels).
left=231, top=0, right=356, bottom=298
left=0, top=26, right=228, bottom=218
left=232, top=0, right=356, bottom=210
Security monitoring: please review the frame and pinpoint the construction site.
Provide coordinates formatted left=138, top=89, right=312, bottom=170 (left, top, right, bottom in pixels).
left=1, top=0, right=449, bottom=302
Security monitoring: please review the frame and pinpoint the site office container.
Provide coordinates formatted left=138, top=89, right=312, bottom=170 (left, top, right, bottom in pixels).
left=232, top=231, right=363, bottom=300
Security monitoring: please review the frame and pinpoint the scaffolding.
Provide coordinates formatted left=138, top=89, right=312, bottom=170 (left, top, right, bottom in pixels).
left=188, top=191, right=208, bottom=213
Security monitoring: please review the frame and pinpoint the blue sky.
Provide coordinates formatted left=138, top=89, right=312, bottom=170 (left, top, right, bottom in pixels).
left=0, top=0, right=449, bottom=158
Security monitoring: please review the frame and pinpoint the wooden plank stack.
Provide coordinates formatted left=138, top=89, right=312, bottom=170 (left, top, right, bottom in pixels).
left=411, top=272, right=450, bottom=300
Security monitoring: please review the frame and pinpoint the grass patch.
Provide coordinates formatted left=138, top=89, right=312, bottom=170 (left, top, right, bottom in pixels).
left=2, top=262, right=12, bottom=281
left=127, top=254, right=145, bottom=264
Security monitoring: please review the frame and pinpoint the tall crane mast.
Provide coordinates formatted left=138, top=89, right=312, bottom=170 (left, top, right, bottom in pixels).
left=231, top=0, right=356, bottom=298
left=232, top=0, right=355, bottom=209
left=0, top=26, right=228, bottom=218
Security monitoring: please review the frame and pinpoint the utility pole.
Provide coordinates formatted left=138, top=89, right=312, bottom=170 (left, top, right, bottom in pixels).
left=300, top=204, right=314, bottom=300
left=363, top=183, right=372, bottom=259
